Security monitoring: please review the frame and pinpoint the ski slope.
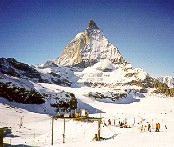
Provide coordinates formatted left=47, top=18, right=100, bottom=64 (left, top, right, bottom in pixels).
left=1, top=84, right=174, bottom=147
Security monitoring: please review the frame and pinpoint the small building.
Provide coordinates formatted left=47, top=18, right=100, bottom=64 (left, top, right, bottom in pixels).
left=80, top=109, right=88, bottom=117
left=64, top=113, right=70, bottom=118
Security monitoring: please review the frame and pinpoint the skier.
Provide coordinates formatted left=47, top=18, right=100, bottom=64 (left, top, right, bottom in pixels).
left=148, top=123, right=151, bottom=132
left=108, top=119, right=111, bottom=125
left=158, top=123, right=160, bottom=132
left=165, top=124, right=167, bottom=129
left=155, top=123, right=158, bottom=132
left=120, top=121, right=123, bottom=127
left=156, top=123, right=160, bottom=132
left=19, top=116, right=23, bottom=128
left=141, top=125, right=144, bottom=132
left=103, top=120, right=107, bottom=127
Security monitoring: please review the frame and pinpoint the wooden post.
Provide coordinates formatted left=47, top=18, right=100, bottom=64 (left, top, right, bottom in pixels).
left=63, top=118, right=65, bottom=143
left=98, top=120, right=101, bottom=141
left=75, top=109, right=77, bottom=116
left=51, top=117, right=54, bottom=145
left=0, top=128, right=3, bottom=147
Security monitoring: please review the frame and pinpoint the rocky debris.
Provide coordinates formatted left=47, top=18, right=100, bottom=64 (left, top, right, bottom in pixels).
left=0, top=81, right=45, bottom=104
left=0, top=58, right=41, bottom=79
left=157, top=76, right=174, bottom=88
left=88, top=91, right=127, bottom=101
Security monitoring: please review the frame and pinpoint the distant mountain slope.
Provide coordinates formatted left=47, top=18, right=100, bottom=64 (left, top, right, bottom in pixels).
left=76, top=59, right=147, bottom=87
left=0, top=58, right=77, bottom=113
left=157, top=76, right=174, bottom=88
left=0, top=58, right=71, bottom=86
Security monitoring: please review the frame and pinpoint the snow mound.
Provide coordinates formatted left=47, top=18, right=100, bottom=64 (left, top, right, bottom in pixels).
left=93, top=59, right=114, bottom=71
left=76, top=60, right=147, bottom=87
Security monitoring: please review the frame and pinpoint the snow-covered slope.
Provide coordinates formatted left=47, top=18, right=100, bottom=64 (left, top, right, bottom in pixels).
left=53, top=20, right=126, bottom=67
left=76, top=59, right=147, bottom=87
left=1, top=84, right=174, bottom=147
left=0, top=58, right=77, bottom=113
left=0, top=73, right=76, bottom=114
left=0, top=58, right=72, bottom=86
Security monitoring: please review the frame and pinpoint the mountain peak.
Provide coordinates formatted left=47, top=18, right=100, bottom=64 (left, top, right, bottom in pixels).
left=53, top=21, right=126, bottom=67
left=87, top=20, right=99, bottom=30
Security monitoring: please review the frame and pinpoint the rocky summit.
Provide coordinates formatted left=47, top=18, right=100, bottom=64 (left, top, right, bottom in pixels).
left=53, top=20, right=126, bottom=68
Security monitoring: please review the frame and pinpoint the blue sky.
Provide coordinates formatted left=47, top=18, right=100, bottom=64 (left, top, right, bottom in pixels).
left=0, top=0, right=174, bottom=76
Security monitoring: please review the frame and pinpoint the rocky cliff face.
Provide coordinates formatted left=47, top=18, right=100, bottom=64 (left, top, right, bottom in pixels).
left=0, top=58, right=76, bottom=109
left=54, top=20, right=126, bottom=67
left=0, top=58, right=71, bottom=86
left=157, top=76, right=174, bottom=88
left=55, top=31, right=89, bottom=67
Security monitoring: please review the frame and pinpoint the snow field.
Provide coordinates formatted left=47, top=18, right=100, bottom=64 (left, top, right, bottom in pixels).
left=1, top=84, right=174, bottom=146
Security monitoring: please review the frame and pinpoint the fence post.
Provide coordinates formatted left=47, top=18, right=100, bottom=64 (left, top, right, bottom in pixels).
left=0, top=128, right=4, bottom=147
left=98, top=120, right=101, bottom=141
left=51, top=117, right=54, bottom=145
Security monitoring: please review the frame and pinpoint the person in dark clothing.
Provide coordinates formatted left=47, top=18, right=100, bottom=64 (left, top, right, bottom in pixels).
left=120, top=121, right=123, bottom=128
left=165, top=125, right=167, bottom=129
left=155, top=123, right=158, bottom=132
left=148, top=123, right=151, bottom=132
left=108, top=119, right=111, bottom=125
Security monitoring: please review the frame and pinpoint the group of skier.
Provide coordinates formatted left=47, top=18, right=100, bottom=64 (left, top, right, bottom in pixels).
left=104, top=118, right=167, bottom=133
left=140, top=122, right=167, bottom=132
left=103, top=118, right=129, bottom=128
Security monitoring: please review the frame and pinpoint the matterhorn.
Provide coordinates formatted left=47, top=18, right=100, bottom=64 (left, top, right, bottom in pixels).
left=53, top=20, right=126, bottom=67
left=43, top=20, right=148, bottom=89
left=42, top=20, right=174, bottom=98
